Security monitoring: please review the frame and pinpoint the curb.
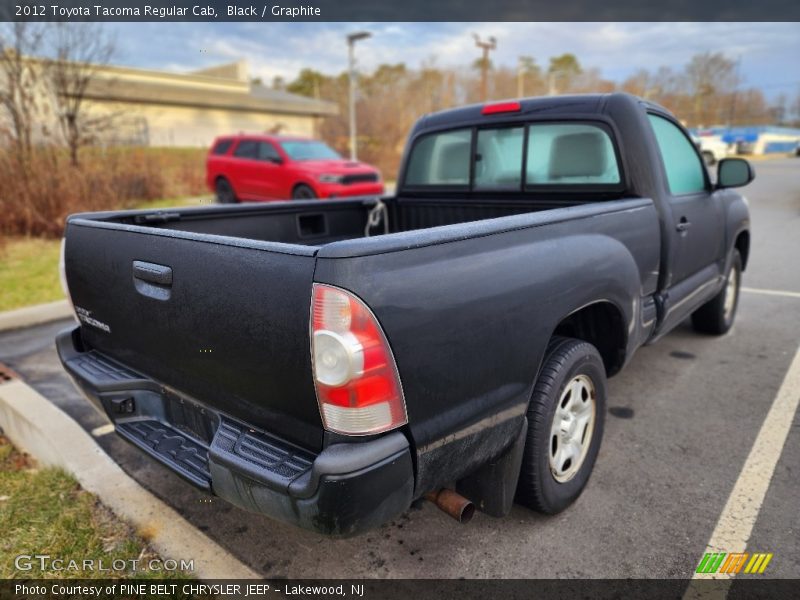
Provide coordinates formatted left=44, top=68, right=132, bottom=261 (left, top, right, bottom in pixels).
left=0, top=378, right=260, bottom=580
left=0, top=300, right=74, bottom=332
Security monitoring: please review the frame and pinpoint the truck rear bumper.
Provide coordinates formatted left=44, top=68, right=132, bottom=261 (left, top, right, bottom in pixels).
left=56, top=327, right=414, bottom=537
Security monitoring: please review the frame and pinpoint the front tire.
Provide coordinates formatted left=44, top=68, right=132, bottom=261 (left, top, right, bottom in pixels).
left=691, top=250, right=742, bottom=335
left=516, top=336, right=607, bottom=514
left=292, top=184, right=317, bottom=200
left=215, top=178, right=237, bottom=204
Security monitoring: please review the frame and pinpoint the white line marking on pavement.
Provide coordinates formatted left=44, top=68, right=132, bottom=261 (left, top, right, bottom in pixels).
left=684, top=344, right=800, bottom=597
left=90, top=423, right=115, bottom=437
left=741, top=287, right=800, bottom=299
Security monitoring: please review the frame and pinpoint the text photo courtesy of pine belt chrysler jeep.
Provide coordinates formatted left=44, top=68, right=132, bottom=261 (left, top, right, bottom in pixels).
left=57, top=94, right=753, bottom=536
left=206, top=134, right=384, bottom=203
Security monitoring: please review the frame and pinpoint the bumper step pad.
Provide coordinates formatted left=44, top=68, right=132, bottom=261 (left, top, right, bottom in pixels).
left=210, top=418, right=314, bottom=488
left=116, top=420, right=211, bottom=489
left=65, top=350, right=155, bottom=393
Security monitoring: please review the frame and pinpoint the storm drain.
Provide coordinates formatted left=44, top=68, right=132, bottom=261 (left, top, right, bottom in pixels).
left=0, top=362, right=19, bottom=383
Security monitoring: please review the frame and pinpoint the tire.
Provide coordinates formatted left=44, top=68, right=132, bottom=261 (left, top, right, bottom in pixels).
left=215, top=178, right=237, bottom=204
left=702, top=151, right=716, bottom=167
left=292, top=184, right=317, bottom=200
left=516, top=336, right=607, bottom=514
left=691, top=250, right=742, bottom=335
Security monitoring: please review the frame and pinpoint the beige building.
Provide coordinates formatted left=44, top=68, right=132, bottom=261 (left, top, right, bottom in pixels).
left=80, top=60, right=337, bottom=147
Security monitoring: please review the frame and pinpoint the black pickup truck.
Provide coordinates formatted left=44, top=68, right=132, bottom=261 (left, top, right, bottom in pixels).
left=57, top=94, right=753, bottom=536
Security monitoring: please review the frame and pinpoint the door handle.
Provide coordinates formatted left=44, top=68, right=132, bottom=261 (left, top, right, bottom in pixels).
left=133, top=261, right=172, bottom=300
left=133, top=261, right=172, bottom=285
left=676, top=217, right=691, bottom=233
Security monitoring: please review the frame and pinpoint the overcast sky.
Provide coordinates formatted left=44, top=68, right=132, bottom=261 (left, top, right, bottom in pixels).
left=105, top=22, right=800, bottom=99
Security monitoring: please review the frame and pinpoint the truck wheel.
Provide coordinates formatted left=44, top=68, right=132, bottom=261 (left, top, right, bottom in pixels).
left=215, top=178, right=237, bottom=204
left=516, top=336, right=606, bottom=514
left=691, top=250, right=742, bottom=335
left=292, top=184, right=317, bottom=200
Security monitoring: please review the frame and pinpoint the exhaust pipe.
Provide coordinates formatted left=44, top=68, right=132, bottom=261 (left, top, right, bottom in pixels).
left=425, top=489, right=475, bottom=524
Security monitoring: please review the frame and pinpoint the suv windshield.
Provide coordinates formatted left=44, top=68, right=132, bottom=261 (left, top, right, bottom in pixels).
left=279, top=140, right=341, bottom=161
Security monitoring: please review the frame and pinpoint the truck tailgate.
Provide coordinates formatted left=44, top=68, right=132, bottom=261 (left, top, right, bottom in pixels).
left=63, top=219, right=322, bottom=451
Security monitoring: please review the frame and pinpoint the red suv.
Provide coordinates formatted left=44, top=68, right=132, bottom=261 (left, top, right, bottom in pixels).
left=206, top=134, right=384, bottom=202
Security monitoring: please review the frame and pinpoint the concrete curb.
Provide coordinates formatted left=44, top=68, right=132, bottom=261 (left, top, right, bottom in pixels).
left=0, top=378, right=260, bottom=580
left=0, top=300, right=74, bottom=332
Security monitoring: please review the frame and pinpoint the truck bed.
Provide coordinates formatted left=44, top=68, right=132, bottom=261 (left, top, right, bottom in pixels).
left=63, top=194, right=655, bottom=455
left=88, top=194, right=624, bottom=247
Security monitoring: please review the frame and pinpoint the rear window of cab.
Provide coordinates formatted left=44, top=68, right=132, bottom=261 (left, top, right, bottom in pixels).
left=403, top=122, right=622, bottom=191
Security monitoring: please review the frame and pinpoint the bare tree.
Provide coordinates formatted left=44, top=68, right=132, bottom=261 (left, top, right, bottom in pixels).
left=0, top=22, right=47, bottom=164
left=46, top=23, right=114, bottom=167
left=686, top=52, right=736, bottom=126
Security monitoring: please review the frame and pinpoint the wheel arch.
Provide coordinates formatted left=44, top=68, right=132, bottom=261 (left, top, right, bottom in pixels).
left=292, top=181, right=319, bottom=197
left=734, top=229, right=750, bottom=270
left=214, top=174, right=237, bottom=191
left=551, top=300, right=628, bottom=377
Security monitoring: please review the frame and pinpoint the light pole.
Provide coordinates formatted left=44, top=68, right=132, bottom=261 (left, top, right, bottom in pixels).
left=347, top=30, right=371, bottom=161
left=473, top=34, right=497, bottom=102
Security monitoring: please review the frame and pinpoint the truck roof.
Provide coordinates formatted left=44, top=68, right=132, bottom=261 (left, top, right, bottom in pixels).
left=412, top=93, right=671, bottom=135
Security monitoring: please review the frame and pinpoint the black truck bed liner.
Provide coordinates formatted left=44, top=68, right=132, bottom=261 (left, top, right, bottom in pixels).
left=88, top=195, right=615, bottom=247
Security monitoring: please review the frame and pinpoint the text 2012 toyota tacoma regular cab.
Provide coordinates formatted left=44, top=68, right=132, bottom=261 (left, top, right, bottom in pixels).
left=57, top=94, right=753, bottom=536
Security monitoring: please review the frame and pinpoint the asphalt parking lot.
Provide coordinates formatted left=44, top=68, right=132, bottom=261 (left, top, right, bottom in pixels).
left=1, top=158, right=798, bottom=580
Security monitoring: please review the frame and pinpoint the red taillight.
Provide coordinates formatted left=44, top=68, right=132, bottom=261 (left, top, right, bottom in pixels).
left=311, top=284, right=407, bottom=435
left=481, top=101, right=521, bottom=115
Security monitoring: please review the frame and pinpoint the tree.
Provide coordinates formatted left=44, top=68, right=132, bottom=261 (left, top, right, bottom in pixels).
left=769, top=93, right=788, bottom=125
left=517, top=55, right=541, bottom=97
left=622, top=69, right=652, bottom=98
left=287, top=68, right=327, bottom=99
left=792, top=91, right=800, bottom=126
left=0, top=22, right=46, bottom=164
left=271, top=75, right=285, bottom=90
left=548, top=53, right=582, bottom=94
left=685, top=52, right=736, bottom=126
left=46, top=23, right=114, bottom=167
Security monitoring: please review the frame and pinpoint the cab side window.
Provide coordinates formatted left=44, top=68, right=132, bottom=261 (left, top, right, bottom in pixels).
left=648, top=114, right=706, bottom=195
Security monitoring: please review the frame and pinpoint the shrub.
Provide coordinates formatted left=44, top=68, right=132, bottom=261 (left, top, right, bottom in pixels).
left=0, top=146, right=207, bottom=238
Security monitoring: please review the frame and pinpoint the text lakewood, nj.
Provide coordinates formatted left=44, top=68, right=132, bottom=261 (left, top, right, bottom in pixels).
left=17, top=4, right=323, bottom=18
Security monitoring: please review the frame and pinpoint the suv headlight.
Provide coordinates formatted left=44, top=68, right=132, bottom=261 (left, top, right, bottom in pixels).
left=318, top=174, right=343, bottom=183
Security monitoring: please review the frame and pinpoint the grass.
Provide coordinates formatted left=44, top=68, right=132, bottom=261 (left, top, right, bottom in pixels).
left=0, top=195, right=214, bottom=312
left=0, top=237, right=63, bottom=312
left=0, top=435, right=190, bottom=580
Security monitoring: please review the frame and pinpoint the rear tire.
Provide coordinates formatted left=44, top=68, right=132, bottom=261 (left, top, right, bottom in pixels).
left=691, top=250, right=742, bottom=335
left=215, top=178, right=237, bottom=204
left=292, top=184, right=317, bottom=200
left=516, top=336, right=607, bottom=514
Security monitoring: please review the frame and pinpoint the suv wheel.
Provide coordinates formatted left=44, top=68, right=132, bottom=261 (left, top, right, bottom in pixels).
left=215, top=178, right=237, bottom=204
left=292, top=184, right=317, bottom=200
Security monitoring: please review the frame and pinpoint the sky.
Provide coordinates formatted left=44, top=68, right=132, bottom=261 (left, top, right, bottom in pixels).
left=104, top=22, right=800, bottom=99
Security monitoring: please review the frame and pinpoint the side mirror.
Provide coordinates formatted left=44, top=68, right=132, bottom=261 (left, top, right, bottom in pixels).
left=717, top=158, right=754, bottom=189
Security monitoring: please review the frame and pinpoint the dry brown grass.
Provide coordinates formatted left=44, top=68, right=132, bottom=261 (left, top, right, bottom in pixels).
left=0, top=146, right=207, bottom=238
